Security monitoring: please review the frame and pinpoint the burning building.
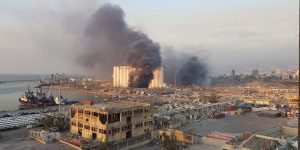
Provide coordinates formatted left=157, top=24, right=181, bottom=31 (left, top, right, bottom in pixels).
left=113, top=66, right=165, bottom=88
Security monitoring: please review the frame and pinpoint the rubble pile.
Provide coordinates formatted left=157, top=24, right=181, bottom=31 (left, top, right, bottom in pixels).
left=154, top=101, right=227, bottom=128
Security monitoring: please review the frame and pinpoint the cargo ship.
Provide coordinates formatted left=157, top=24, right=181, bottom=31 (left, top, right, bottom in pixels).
left=19, top=86, right=56, bottom=108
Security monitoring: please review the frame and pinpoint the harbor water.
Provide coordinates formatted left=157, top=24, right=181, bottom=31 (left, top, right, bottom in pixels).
left=0, top=74, right=103, bottom=111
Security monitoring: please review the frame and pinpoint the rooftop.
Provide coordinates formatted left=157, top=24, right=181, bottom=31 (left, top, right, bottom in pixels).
left=177, top=112, right=288, bottom=136
left=74, top=100, right=151, bottom=111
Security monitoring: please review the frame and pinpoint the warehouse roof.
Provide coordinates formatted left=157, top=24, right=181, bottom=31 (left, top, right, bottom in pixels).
left=73, top=100, right=150, bottom=111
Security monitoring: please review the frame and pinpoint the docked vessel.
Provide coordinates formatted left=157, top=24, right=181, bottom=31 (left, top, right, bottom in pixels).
left=54, top=90, right=68, bottom=105
left=19, top=86, right=56, bottom=108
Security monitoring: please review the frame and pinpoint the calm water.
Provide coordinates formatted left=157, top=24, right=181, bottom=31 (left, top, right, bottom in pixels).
left=0, top=74, right=41, bottom=82
left=0, top=74, right=103, bottom=111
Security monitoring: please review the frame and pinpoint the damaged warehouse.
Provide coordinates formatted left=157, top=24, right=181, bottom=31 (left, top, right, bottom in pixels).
left=154, top=102, right=227, bottom=128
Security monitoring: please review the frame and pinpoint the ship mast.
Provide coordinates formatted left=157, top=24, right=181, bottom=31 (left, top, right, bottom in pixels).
left=58, top=87, right=61, bottom=114
left=50, top=74, right=53, bottom=96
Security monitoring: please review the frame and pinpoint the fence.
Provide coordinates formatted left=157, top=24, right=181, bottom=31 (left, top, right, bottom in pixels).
left=108, top=132, right=152, bottom=150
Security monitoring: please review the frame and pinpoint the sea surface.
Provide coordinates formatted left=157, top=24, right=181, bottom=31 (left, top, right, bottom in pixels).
left=0, top=74, right=103, bottom=111
left=0, top=74, right=41, bottom=82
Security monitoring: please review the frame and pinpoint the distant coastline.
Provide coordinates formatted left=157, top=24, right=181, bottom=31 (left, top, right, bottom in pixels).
left=0, top=74, right=86, bottom=83
left=0, top=74, right=40, bottom=84
left=0, top=79, right=39, bottom=84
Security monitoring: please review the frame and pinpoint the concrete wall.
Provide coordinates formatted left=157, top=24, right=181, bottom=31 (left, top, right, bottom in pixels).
left=201, top=136, right=227, bottom=147
left=108, top=133, right=152, bottom=150
left=238, top=126, right=298, bottom=150
left=244, top=98, right=271, bottom=105
left=159, top=129, right=200, bottom=144
left=282, top=126, right=298, bottom=137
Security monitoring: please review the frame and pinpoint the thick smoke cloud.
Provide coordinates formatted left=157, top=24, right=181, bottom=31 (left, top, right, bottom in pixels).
left=80, top=3, right=207, bottom=87
left=80, top=4, right=161, bottom=87
left=162, top=48, right=209, bottom=86
left=127, top=41, right=161, bottom=88
left=178, top=56, right=208, bottom=86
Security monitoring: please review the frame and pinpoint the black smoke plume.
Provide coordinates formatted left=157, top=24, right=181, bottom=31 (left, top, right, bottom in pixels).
left=177, top=56, right=208, bottom=86
left=127, top=41, right=161, bottom=88
left=80, top=4, right=161, bottom=87
left=162, top=48, right=209, bottom=86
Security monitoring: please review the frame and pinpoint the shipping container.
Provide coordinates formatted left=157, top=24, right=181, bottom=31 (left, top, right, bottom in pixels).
left=235, top=110, right=245, bottom=115
left=252, top=107, right=269, bottom=112
left=225, top=105, right=237, bottom=111
left=213, top=112, right=225, bottom=119
left=244, top=108, right=251, bottom=112
left=79, top=100, right=94, bottom=105
left=207, top=132, right=233, bottom=141
left=243, top=132, right=252, bottom=140
left=286, top=119, right=298, bottom=128
left=257, top=111, right=281, bottom=118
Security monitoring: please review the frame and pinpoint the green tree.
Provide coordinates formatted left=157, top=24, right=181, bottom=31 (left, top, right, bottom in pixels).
left=37, top=115, right=69, bottom=132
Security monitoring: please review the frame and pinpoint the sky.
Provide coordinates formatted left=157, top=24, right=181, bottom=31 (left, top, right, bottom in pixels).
left=0, top=0, right=298, bottom=76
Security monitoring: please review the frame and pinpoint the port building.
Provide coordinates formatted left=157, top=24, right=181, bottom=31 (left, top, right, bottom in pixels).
left=70, top=101, right=154, bottom=143
left=113, top=66, right=165, bottom=88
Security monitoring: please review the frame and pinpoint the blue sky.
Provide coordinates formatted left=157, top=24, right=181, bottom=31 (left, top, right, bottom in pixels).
left=0, top=0, right=298, bottom=75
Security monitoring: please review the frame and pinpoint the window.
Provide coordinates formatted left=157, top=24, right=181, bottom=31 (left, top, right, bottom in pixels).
left=84, top=125, right=90, bottom=130
left=186, top=135, right=192, bottom=140
left=92, top=127, right=97, bottom=132
left=134, top=109, right=144, bottom=114
left=99, top=129, right=107, bottom=134
left=78, top=109, right=83, bottom=114
left=93, top=112, right=98, bottom=117
left=122, top=125, right=132, bottom=132
left=108, top=113, right=120, bottom=124
left=71, top=122, right=77, bottom=126
left=78, top=123, right=83, bottom=128
left=71, top=108, right=77, bottom=118
left=84, top=111, right=91, bottom=115
left=99, top=113, right=107, bottom=124
left=112, top=128, right=120, bottom=134
left=135, top=123, right=143, bottom=128
left=122, top=111, right=132, bottom=116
